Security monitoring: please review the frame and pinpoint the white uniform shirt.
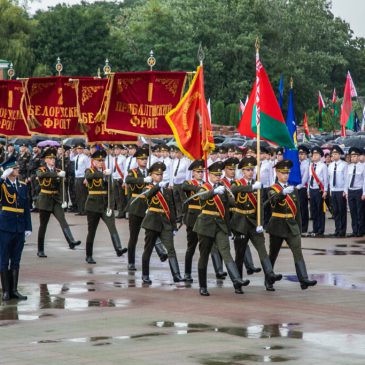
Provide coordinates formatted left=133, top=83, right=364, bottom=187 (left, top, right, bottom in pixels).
left=161, top=157, right=172, bottom=184
left=124, top=155, right=137, bottom=177
left=70, top=152, right=90, bottom=178
left=328, top=160, right=347, bottom=191
left=260, top=159, right=274, bottom=188
left=345, top=162, right=365, bottom=193
left=112, top=154, right=126, bottom=180
left=298, top=158, right=310, bottom=188
left=171, top=157, right=189, bottom=185
left=308, top=161, right=328, bottom=192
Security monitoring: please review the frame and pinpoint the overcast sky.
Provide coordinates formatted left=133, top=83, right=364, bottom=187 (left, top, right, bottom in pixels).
left=27, top=0, right=365, bottom=38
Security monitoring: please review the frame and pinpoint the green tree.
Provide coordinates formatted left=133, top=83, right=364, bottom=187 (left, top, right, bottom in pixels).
left=212, top=100, right=225, bottom=125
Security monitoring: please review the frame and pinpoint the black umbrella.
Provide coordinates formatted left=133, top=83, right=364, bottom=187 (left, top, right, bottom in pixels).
left=343, top=136, right=365, bottom=148
left=244, top=139, right=271, bottom=148
left=63, top=137, right=86, bottom=147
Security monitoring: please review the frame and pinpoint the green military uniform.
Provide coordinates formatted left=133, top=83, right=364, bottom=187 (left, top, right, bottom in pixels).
left=141, top=162, right=183, bottom=284
left=36, top=148, right=80, bottom=258
left=84, top=150, right=127, bottom=264
left=193, top=161, right=249, bottom=296
left=230, top=157, right=282, bottom=291
left=268, top=159, right=317, bottom=290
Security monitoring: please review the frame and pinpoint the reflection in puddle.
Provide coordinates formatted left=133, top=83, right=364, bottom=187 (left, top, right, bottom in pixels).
left=200, top=353, right=294, bottom=364
left=303, top=247, right=365, bottom=256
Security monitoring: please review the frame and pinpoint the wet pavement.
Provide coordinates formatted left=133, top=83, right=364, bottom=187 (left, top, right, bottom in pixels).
left=1, top=212, right=365, bottom=364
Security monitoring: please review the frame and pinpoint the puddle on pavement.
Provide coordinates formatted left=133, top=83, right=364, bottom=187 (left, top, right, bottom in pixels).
left=199, top=353, right=295, bottom=364
left=303, top=247, right=365, bottom=255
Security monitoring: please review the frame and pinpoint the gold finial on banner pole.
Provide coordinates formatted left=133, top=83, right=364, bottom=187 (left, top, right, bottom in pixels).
left=197, top=42, right=205, bottom=66
left=147, top=50, right=156, bottom=71
left=290, top=77, right=294, bottom=89
left=255, top=37, right=260, bottom=53
left=56, top=57, right=63, bottom=76
left=97, top=68, right=101, bottom=78
left=7, top=62, right=14, bottom=80
left=103, top=59, right=111, bottom=76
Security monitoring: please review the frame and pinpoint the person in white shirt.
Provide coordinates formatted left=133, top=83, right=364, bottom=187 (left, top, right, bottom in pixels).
left=308, top=146, right=328, bottom=237
left=296, top=145, right=310, bottom=235
left=345, top=147, right=365, bottom=237
left=160, top=144, right=172, bottom=184
left=123, top=144, right=138, bottom=181
left=328, top=145, right=348, bottom=237
left=260, top=147, right=274, bottom=228
left=112, top=144, right=127, bottom=219
left=70, top=143, right=90, bottom=215
left=207, top=147, right=219, bottom=167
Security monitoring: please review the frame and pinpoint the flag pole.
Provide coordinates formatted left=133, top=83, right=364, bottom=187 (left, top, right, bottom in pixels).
left=255, top=38, right=262, bottom=229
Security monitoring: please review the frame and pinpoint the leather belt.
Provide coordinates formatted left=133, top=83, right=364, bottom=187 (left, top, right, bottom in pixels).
left=89, top=191, right=107, bottom=195
left=272, top=212, right=293, bottom=218
left=2, top=207, right=24, bottom=213
left=202, top=210, right=220, bottom=216
left=148, top=207, right=165, bottom=213
left=132, top=193, right=145, bottom=198
left=232, top=207, right=256, bottom=215
left=188, top=204, right=201, bottom=210
left=40, top=189, right=58, bottom=194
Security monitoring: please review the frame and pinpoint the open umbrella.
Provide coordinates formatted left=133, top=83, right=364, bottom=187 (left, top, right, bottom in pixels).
left=63, top=137, right=86, bottom=147
left=37, top=140, right=61, bottom=148
left=344, top=136, right=365, bottom=149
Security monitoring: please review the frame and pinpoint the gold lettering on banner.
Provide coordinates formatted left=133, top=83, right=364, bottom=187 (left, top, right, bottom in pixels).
left=0, top=119, right=16, bottom=131
left=0, top=108, right=22, bottom=120
left=28, top=105, right=77, bottom=118
left=155, top=78, right=180, bottom=97
left=43, top=117, right=71, bottom=130
left=8, top=91, right=13, bottom=108
left=81, top=86, right=104, bottom=106
left=116, top=78, right=141, bottom=95
left=81, top=112, right=96, bottom=124
left=182, top=91, right=201, bottom=138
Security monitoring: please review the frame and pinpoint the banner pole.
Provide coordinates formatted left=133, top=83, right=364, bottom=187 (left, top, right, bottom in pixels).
left=255, top=38, right=261, bottom=228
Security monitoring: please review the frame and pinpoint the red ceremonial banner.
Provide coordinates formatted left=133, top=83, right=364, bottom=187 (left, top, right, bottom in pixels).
left=21, top=76, right=84, bottom=137
left=76, top=78, right=137, bottom=144
left=104, top=71, right=187, bottom=137
left=0, top=80, right=31, bottom=137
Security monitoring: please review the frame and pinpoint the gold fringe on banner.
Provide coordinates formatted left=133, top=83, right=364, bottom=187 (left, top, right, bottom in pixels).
left=73, top=78, right=89, bottom=133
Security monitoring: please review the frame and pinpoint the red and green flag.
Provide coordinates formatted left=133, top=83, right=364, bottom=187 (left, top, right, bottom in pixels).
left=238, top=60, right=295, bottom=149
left=340, top=72, right=354, bottom=136
left=318, top=91, right=326, bottom=130
left=303, top=113, right=310, bottom=141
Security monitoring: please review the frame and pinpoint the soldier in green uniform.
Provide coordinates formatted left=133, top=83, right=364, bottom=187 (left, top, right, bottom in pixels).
left=84, top=150, right=127, bottom=264
left=267, top=159, right=317, bottom=290
left=230, top=157, right=282, bottom=291
left=193, top=161, right=249, bottom=296
left=140, top=162, right=184, bottom=284
left=36, top=148, right=81, bottom=258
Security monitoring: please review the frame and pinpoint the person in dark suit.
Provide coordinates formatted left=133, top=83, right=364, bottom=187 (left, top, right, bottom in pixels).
left=0, top=157, right=32, bottom=301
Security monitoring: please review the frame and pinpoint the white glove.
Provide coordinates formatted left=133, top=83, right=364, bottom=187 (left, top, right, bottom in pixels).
left=213, top=185, right=225, bottom=195
left=256, top=225, right=264, bottom=233
left=57, top=170, right=66, bottom=178
left=25, top=231, right=32, bottom=238
left=283, top=186, right=294, bottom=195
left=2, top=168, right=13, bottom=179
left=158, top=181, right=168, bottom=188
left=144, top=176, right=152, bottom=183
left=173, top=230, right=178, bottom=236
left=296, top=184, right=303, bottom=190
left=252, top=181, right=262, bottom=190
left=103, top=168, right=112, bottom=176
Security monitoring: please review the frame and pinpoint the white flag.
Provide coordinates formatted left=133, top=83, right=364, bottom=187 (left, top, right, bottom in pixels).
left=207, top=98, right=211, bottom=122
left=361, top=104, right=365, bottom=132
left=348, top=71, right=358, bottom=98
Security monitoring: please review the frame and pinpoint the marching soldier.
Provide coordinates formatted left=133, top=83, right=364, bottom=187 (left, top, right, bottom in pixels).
left=308, top=146, right=328, bottom=237
left=296, top=145, right=310, bottom=235
left=28, top=145, right=42, bottom=211
left=231, top=157, right=282, bottom=291
left=0, top=157, right=32, bottom=301
left=268, top=160, right=317, bottom=290
left=345, top=147, right=365, bottom=237
left=193, top=161, right=249, bottom=296
left=36, top=148, right=81, bottom=258
left=140, top=162, right=184, bottom=284
left=84, top=150, right=127, bottom=264
left=328, top=145, right=347, bottom=237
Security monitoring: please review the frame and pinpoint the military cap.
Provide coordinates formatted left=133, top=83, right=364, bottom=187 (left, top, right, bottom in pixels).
left=126, top=144, right=137, bottom=149
left=224, top=157, right=239, bottom=169
left=134, top=147, right=149, bottom=159
left=19, top=143, right=28, bottom=147
left=148, top=162, right=166, bottom=174
left=152, top=145, right=161, bottom=152
left=113, top=144, right=122, bottom=149
left=218, top=146, right=227, bottom=154
left=331, top=145, right=344, bottom=155
left=62, top=145, right=71, bottom=151
left=76, top=142, right=85, bottom=149
left=274, top=159, right=293, bottom=172
left=141, top=143, right=149, bottom=149
left=298, top=145, right=310, bottom=155
left=7, top=143, right=14, bottom=147
left=91, top=150, right=107, bottom=160
left=238, top=156, right=257, bottom=169
left=235, top=146, right=243, bottom=154
left=188, top=159, right=205, bottom=171
left=276, top=147, right=284, bottom=155
left=246, top=145, right=257, bottom=153
left=42, top=148, right=57, bottom=159
left=160, top=144, right=169, bottom=152
left=348, top=147, right=362, bottom=155
left=169, top=145, right=179, bottom=152
left=208, top=161, right=224, bottom=175
left=227, top=145, right=236, bottom=153
left=211, top=147, right=219, bottom=154
left=311, top=146, right=324, bottom=157
left=0, top=156, right=19, bottom=170
left=260, top=146, right=270, bottom=154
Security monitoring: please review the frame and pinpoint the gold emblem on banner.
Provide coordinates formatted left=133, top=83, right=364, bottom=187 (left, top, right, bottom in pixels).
left=81, top=86, right=104, bottom=106
left=155, top=78, right=180, bottom=97
left=116, top=78, right=141, bottom=95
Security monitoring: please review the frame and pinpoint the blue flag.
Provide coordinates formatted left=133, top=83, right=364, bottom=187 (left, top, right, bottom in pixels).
left=278, top=74, right=284, bottom=109
left=353, top=111, right=360, bottom=132
left=283, top=88, right=301, bottom=185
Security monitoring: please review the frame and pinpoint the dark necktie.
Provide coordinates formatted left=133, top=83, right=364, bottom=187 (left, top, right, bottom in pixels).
left=174, top=159, right=180, bottom=177
left=13, top=182, right=17, bottom=192
left=127, top=157, right=132, bottom=170
left=143, top=170, right=146, bottom=177
left=114, top=157, right=117, bottom=172
left=76, top=155, right=79, bottom=170
left=310, top=163, right=316, bottom=187
left=350, top=165, right=356, bottom=188
left=333, top=163, right=337, bottom=187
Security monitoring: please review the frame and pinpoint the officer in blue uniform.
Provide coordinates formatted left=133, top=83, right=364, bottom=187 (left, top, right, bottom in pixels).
left=0, top=157, right=32, bottom=301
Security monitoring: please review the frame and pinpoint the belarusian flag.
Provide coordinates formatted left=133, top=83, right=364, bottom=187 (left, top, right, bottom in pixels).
left=348, top=71, right=357, bottom=97
left=318, top=91, right=325, bottom=130
left=340, top=72, right=354, bottom=136
left=303, top=113, right=310, bottom=141
left=238, top=60, right=295, bottom=148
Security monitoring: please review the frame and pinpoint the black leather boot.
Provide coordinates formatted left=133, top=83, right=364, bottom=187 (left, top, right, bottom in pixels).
left=261, top=257, right=282, bottom=292
left=111, top=233, right=128, bottom=257
left=128, top=263, right=137, bottom=271
left=198, top=268, right=209, bottom=296
left=10, top=270, right=27, bottom=300
left=295, top=260, right=317, bottom=290
left=142, top=261, right=151, bottom=284
left=184, top=254, right=193, bottom=282
left=168, top=256, right=185, bottom=282
left=244, top=246, right=261, bottom=275
left=211, top=250, right=227, bottom=279
left=85, top=241, right=96, bottom=264
left=226, top=262, right=250, bottom=294
left=0, top=271, right=10, bottom=301
left=63, top=227, right=81, bottom=249
left=37, top=235, right=47, bottom=258
left=154, top=238, right=168, bottom=262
